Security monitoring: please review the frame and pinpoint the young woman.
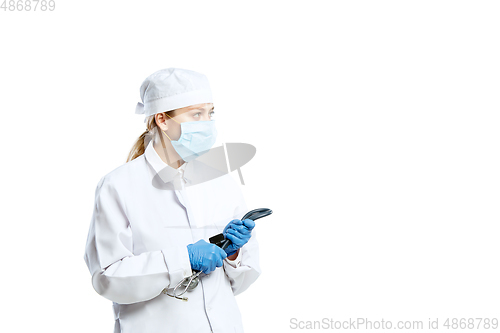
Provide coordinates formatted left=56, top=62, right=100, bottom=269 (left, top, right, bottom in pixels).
left=83, top=68, right=261, bottom=333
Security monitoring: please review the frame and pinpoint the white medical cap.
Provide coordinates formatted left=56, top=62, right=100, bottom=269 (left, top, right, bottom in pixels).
left=135, top=68, right=213, bottom=122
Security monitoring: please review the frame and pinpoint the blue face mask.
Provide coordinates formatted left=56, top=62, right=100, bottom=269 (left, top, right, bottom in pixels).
left=162, top=119, right=217, bottom=163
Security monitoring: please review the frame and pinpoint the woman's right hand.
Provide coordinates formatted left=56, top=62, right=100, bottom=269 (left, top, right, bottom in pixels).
left=187, top=239, right=228, bottom=274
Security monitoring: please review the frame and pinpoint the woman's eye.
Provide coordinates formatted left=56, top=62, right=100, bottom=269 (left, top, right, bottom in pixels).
left=192, top=111, right=214, bottom=119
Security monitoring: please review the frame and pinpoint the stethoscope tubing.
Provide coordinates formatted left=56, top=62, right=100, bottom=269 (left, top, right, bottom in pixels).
left=219, top=208, right=272, bottom=250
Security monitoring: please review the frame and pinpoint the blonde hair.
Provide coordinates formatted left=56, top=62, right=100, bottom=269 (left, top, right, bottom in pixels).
left=126, top=111, right=175, bottom=162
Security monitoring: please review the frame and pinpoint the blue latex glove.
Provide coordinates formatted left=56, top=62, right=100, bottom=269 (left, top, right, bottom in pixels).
left=223, top=218, right=255, bottom=256
left=187, top=239, right=227, bottom=274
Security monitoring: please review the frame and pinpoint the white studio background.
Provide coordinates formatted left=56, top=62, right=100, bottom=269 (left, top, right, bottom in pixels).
left=1, top=1, right=499, bottom=332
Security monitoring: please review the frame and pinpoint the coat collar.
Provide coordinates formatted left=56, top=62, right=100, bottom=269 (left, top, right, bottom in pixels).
left=144, top=140, right=193, bottom=184
left=144, top=139, right=230, bottom=187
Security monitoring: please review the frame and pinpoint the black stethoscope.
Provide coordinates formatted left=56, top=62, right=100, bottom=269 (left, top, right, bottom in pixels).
left=163, top=208, right=273, bottom=301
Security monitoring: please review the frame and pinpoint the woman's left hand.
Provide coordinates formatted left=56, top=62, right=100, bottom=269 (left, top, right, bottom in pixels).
left=223, top=219, right=255, bottom=256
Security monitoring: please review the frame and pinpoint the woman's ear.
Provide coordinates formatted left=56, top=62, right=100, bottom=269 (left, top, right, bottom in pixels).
left=155, top=113, right=169, bottom=131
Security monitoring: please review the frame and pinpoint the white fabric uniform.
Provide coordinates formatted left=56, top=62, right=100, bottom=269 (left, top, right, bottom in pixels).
left=83, top=140, right=261, bottom=333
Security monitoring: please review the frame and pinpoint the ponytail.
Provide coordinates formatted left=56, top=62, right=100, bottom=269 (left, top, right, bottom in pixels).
left=126, top=111, right=174, bottom=162
left=126, top=129, right=150, bottom=162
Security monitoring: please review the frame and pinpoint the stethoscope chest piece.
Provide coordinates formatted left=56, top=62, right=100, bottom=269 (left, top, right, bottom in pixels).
left=181, top=276, right=199, bottom=291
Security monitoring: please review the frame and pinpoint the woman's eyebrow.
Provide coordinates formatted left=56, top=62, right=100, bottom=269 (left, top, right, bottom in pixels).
left=190, top=106, right=215, bottom=111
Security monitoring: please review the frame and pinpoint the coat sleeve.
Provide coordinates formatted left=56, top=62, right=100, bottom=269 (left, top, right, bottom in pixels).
left=223, top=228, right=261, bottom=296
left=222, top=177, right=262, bottom=296
left=83, top=176, right=192, bottom=305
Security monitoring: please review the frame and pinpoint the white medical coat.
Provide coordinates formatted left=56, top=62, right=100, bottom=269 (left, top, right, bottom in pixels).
left=83, top=140, right=261, bottom=333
